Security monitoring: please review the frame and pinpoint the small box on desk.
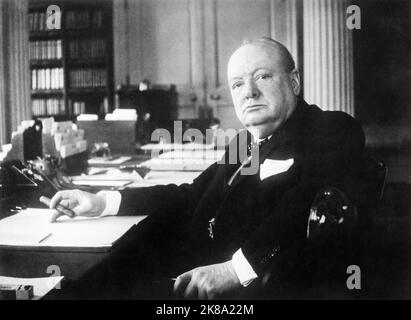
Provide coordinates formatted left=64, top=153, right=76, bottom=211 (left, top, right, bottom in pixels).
left=77, top=120, right=137, bottom=155
left=0, top=284, right=33, bottom=300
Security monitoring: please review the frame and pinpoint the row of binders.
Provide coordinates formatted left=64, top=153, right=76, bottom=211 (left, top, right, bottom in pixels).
left=68, top=39, right=106, bottom=59
left=72, top=101, right=86, bottom=115
left=29, top=10, right=104, bottom=32
left=66, top=10, right=104, bottom=29
left=32, top=98, right=65, bottom=117
left=30, top=40, right=62, bottom=60
left=29, top=11, right=60, bottom=32
left=69, top=69, right=107, bottom=88
left=32, top=68, right=64, bottom=90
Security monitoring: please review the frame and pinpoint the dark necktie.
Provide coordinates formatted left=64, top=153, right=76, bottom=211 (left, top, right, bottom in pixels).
left=228, top=136, right=271, bottom=186
left=247, top=136, right=270, bottom=156
left=211, top=137, right=272, bottom=239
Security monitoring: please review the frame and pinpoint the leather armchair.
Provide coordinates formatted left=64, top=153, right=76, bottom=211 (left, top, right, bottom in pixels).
left=252, top=156, right=387, bottom=299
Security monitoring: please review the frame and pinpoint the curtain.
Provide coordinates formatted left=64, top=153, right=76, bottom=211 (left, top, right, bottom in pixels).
left=0, top=0, right=31, bottom=145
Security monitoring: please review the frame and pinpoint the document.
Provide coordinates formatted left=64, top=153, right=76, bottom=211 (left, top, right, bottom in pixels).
left=140, top=142, right=215, bottom=151
left=158, top=149, right=225, bottom=160
left=88, top=156, right=132, bottom=165
left=0, top=276, right=64, bottom=300
left=71, top=180, right=132, bottom=187
left=140, top=158, right=215, bottom=171
left=140, top=143, right=184, bottom=152
left=0, top=209, right=147, bottom=251
left=70, top=168, right=142, bottom=187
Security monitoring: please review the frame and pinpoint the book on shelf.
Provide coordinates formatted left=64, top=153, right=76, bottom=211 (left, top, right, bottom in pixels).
left=30, top=40, right=62, bottom=60
left=69, top=69, right=107, bottom=88
left=29, top=3, right=113, bottom=119
left=65, top=9, right=104, bottom=30
left=92, top=10, right=104, bottom=28
left=32, top=98, right=65, bottom=116
left=31, top=68, right=64, bottom=90
left=29, top=11, right=61, bottom=32
left=68, top=39, right=106, bottom=59
left=72, top=101, right=86, bottom=115
left=66, top=10, right=89, bottom=29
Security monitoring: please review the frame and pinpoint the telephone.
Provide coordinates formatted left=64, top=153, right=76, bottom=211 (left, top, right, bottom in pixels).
left=0, top=158, right=99, bottom=216
left=0, top=160, right=60, bottom=215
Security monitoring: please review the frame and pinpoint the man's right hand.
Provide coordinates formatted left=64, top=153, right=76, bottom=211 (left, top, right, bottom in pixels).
left=49, top=189, right=107, bottom=222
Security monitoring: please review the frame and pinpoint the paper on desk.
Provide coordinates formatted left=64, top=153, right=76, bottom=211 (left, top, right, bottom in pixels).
left=140, top=157, right=214, bottom=171
left=70, top=169, right=143, bottom=187
left=141, top=143, right=185, bottom=151
left=72, top=180, right=132, bottom=187
left=144, top=171, right=202, bottom=184
left=0, top=209, right=147, bottom=249
left=72, top=169, right=143, bottom=180
left=140, top=142, right=215, bottom=151
left=158, top=149, right=225, bottom=160
left=0, top=276, right=64, bottom=300
left=88, top=156, right=132, bottom=165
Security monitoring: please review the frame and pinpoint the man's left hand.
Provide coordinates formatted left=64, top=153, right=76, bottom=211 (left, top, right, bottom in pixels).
left=173, top=261, right=241, bottom=299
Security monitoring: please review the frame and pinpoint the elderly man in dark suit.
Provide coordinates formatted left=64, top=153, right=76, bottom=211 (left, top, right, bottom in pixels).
left=50, top=37, right=365, bottom=299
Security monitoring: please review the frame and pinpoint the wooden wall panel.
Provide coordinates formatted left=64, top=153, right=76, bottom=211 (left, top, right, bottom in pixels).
left=207, top=0, right=271, bottom=129
left=113, top=0, right=301, bottom=129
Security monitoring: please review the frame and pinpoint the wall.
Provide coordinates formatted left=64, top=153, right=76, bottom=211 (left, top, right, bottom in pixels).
left=113, top=0, right=302, bottom=130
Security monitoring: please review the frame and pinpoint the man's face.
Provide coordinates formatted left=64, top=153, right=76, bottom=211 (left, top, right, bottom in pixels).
left=227, top=44, right=299, bottom=138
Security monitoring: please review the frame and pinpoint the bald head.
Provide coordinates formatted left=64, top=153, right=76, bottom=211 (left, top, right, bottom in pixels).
left=227, top=38, right=300, bottom=138
left=241, top=37, right=296, bottom=73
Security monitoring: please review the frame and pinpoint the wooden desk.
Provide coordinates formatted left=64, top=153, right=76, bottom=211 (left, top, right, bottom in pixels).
left=0, top=148, right=211, bottom=298
left=0, top=222, right=143, bottom=299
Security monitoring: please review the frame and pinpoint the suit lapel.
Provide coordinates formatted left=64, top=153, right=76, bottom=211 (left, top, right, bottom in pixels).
left=227, top=100, right=307, bottom=189
left=227, top=135, right=280, bottom=189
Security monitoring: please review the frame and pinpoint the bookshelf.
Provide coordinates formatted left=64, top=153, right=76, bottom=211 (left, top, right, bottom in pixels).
left=29, top=0, right=114, bottom=120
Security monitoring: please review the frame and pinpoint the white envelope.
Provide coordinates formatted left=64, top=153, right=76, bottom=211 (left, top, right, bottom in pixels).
left=259, top=158, right=294, bottom=180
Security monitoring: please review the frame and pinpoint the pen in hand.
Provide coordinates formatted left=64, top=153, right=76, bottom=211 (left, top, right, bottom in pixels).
left=39, top=196, right=75, bottom=219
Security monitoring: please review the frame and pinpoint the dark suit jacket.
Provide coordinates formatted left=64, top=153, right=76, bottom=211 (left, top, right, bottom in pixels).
left=118, top=99, right=365, bottom=276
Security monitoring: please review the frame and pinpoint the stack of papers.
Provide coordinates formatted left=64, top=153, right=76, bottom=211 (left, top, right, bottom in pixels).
left=0, top=209, right=147, bottom=251
left=104, top=109, right=137, bottom=121
left=139, top=143, right=224, bottom=171
left=143, top=170, right=201, bottom=185
left=70, top=168, right=142, bottom=187
left=158, top=149, right=225, bottom=160
left=139, top=158, right=215, bottom=171
left=140, top=142, right=216, bottom=152
left=77, top=114, right=98, bottom=121
left=88, top=156, right=132, bottom=165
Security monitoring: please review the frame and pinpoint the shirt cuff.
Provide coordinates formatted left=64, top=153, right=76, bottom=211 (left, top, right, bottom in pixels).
left=97, top=191, right=122, bottom=217
left=232, top=248, right=258, bottom=287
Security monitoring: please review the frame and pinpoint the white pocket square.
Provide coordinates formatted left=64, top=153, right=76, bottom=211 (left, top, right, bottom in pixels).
left=259, top=158, right=294, bottom=180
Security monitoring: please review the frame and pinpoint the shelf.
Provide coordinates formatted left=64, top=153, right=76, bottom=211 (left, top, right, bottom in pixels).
left=29, top=0, right=64, bottom=11
left=30, top=59, right=63, bottom=68
left=29, top=30, right=64, bottom=40
left=65, top=28, right=107, bottom=38
left=66, top=58, right=106, bottom=67
left=33, top=114, right=77, bottom=121
left=31, top=89, right=64, bottom=97
left=68, top=87, right=107, bottom=95
left=29, top=29, right=107, bottom=40
left=29, top=0, right=114, bottom=118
